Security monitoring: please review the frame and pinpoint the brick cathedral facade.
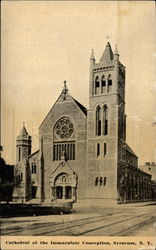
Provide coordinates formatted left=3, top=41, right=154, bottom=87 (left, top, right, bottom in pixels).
left=13, top=42, right=152, bottom=204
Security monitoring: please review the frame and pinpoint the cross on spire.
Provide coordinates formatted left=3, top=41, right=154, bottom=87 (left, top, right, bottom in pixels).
left=64, top=80, right=67, bottom=92
left=62, top=80, right=68, bottom=100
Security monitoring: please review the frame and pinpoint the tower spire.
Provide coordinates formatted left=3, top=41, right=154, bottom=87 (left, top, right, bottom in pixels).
left=90, top=49, right=95, bottom=60
left=100, top=42, right=114, bottom=64
left=114, top=44, right=119, bottom=55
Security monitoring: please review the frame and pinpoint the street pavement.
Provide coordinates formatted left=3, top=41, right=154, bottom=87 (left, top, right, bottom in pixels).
left=1, top=202, right=156, bottom=236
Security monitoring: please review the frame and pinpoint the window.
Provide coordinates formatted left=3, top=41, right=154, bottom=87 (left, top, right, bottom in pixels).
left=97, top=143, right=100, bottom=157
left=20, top=173, right=23, bottom=182
left=55, top=117, right=73, bottom=139
left=53, top=117, right=75, bottom=161
left=108, top=75, right=112, bottom=92
left=103, top=105, right=108, bottom=135
left=96, top=106, right=101, bottom=136
left=95, top=177, right=107, bottom=187
left=18, top=175, right=20, bottom=185
left=95, top=177, right=98, bottom=186
left=100, top=177, right=103, bottom=186
left=32, top=162, right=37, bottom=174
left=104, top=143, right=107, bottom=157
left=19, top=148, right=21, bottom=162
left=34, top=163, right=36, bottom=174
left=95, top=76, right=100, bottom=95
left=101, top=75, right=106, bottom=93
left=104, top=177, right=107, bottom=186
left=53, top=142, right=75, bottom=161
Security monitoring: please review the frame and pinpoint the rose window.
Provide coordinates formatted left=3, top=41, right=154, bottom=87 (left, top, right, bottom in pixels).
left=55, top=118, right=73, bottom=139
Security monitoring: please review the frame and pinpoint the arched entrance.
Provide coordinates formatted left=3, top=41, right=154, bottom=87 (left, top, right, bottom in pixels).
left=56, top=186, right=63, bottom=199
left=53, top=173, right=76, bottom=201
left=31, top=181, right=37, bottom=199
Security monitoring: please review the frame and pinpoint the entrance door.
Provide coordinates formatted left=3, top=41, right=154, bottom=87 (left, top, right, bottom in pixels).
left=65, top=186, right=72, bottom=199
left=56, top=186, right=63, bottom=199
left=32, top=186, right=37, bottom=198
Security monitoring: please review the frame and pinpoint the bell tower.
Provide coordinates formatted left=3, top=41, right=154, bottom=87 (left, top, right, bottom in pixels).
left=86, top=42, right=126, bottom=203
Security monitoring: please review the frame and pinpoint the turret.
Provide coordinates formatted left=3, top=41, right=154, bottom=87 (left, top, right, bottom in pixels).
left=89, top=49, right=95, bottom=98
left=114, top=44, right=119, bottom=68
left=16, top=124, right=31, bottom=163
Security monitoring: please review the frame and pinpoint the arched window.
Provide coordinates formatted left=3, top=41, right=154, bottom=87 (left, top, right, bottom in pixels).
left=104, top=143, right=107, bottom=157
left=103, top=105, right=108, bottom=135
left=34, top=163, right=36, bottom=174
left=95, top=76, right=100, bottom=95
left=19, top=148, right=21, bottom=162
left=95, top=177, right=98, bottom=186
left=96, top=106, right=101, bottom=136
left=100, top=177, right=103, bottom=186
left=31, top=163, right=34, bottom=173
left=107, top=75, right=112, bottom=92
left=104, top=177, right=107, bottom=186
left=53, top=117, right=75, bottom=161
left=101, top=75, right=106, bottom=94
left=97, top=143, right=100, bottom=157
left=18, top=175, right=20, bottom=185
left=20, top=173, right=23, bottom=182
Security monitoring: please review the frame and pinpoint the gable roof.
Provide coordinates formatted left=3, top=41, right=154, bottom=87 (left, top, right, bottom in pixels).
left=39, top=89, right=87, bottom=129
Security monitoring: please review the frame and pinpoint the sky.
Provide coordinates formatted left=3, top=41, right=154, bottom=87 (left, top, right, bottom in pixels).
left=1, top=1, right=156, bottom=165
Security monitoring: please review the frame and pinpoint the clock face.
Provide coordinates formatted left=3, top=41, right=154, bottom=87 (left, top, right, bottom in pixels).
left=55, top=118, right=73, bottom=139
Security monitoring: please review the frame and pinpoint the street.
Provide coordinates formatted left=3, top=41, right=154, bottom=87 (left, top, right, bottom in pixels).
left=1, top=202, right=156, bottom=236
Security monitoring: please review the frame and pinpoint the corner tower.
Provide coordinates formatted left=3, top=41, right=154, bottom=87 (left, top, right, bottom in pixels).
left=87, top=42, right=126, bottom=203
left=16, top=124, right=32, bottom=163
left=13, top=125, right=32, bottom=202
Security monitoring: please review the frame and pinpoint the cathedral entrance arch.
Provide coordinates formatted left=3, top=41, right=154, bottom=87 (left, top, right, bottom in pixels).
left=52, top=172, right=77, bottom=201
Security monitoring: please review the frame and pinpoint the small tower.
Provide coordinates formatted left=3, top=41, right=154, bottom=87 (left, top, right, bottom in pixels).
left=89, top=49, right=95, bottom=98
left=16, top=124, right=31, bottom=163
left=13, top=124, right=32, bottom=202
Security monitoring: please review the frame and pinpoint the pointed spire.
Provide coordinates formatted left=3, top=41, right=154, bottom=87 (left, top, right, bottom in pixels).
left=19, top=123, right=28, bottom=137
left=90, top=49, right=95, bottom=60
left=114, top=44, right=119, bottom=55
left=17, top=123, right=31, bottom=141
left=100, top=42, right=114, bottom=64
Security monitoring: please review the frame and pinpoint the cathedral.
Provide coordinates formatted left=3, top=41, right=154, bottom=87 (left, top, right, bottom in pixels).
left=13, top=42, right=152, bottom=204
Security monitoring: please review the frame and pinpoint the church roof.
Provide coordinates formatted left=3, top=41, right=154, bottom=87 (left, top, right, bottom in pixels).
left=100, top=42, right=114, bottom=63
left=28, top=150, right=39, bottom=159
left=125, top=143, right=138, bottom=158
left=73, top=99, right=87, bottom=116
left=39, top=83, right=87, bottom=129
